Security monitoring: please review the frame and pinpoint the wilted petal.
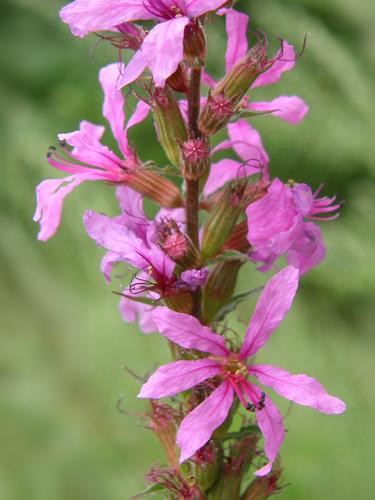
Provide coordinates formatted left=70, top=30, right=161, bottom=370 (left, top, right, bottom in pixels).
left=177, top=381, right=234, bottom=463
left=251, top=41, right=296, bottom=89
left=248, top=96, right=309, bottom=124
left=34, top=173, right=97, bottom=241
left=60, top=0, right=153, bottom=38
left=139, top=359, right=221, bottom=398
left=250, top=364, right=346, bottom=414
left=240, top=266, right=299, bottom=359
left=59, top=121, right=120, bottom=171
left=287, top=222, right=326, bottom=274
left=119, top=18, right=190, bottom=88
left=153, top=307, right=229, bottom=356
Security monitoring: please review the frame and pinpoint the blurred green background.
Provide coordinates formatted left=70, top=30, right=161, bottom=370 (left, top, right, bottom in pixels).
left=0, top=0, right=374, bottom=498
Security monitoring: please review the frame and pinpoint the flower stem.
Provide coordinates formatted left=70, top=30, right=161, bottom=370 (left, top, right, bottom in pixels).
left=186, top=64, right=203, bottom=318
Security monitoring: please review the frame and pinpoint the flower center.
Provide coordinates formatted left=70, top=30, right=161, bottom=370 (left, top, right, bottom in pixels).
left=144, top=1, right=184, bottom=20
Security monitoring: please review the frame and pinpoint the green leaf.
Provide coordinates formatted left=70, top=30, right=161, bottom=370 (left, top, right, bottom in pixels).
left=213, top=286, right=264, bottom=322
left=112, top=292, right=159, bottom=307
left=132, top=483, right=168, bottom=499
left=231, top=108, right=278, bottom=121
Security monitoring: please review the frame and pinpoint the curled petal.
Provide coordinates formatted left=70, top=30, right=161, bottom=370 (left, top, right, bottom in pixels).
left=138, top=359, right=221, bottom=398
left=153, top=307, right=229, bottom=356
left=118, top=18, right=190, bottom=88
left=251, top=41, right=296, bottom=89
left=59, top=121, right=120, bottom=171
left=177, top=381, right=234, bottom=463
left=250, top=365, right=346, bottom=414
left=287, top=222, right=326, bottom=274
left=60, top=0, right=153, bottom=38
left=248, top=96, right=309, bottom=125
left=33, top=173, right=98, bottom=241
left=240, top=266, right=299, bottom=359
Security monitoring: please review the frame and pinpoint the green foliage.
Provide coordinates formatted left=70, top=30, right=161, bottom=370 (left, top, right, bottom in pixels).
left=0, top=1, right=374, bottom=499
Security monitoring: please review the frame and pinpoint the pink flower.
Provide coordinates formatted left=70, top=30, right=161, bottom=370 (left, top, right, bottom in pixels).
left=60, top=0, right=228, bottom=87
left=203, top=9, right=309, bottom=125
left=139, top=266, right=345, bottom=475
left=247, top=179, right=340, bottom=274
left=33, top=63, right=150, bottom=241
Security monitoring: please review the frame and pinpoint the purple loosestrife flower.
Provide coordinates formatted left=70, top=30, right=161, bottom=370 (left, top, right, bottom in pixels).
left=203, top=9, right=309, bottom=125
left=33, top=63, right=150, bottom=241
left=60, top=0, right=228, bottom=87
left=139, top=266, right=345, bottom=476
left=247, top=178, right=340, bottom=274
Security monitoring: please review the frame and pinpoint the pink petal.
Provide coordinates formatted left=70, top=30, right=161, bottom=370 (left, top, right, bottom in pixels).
left=244, top=383, right=285, bottom=477
left=60, top=0, right=153, bottom=38
left=118, top=18, right=190, bottom=88
left=138, top=359, right=221, bottom=398
left=125, top=99, right=151, bottom=134
left=250, top=365, right=346, bottom=414
left=240, top=266, right=299, bottom=359
left=204, top=159, right=243, bottom=197
left=152, top=307, right=229, bottom=356
left=119, top=297, right=156, bottom=333
left=59, top=121, right=121, bottom=171
left=247, top=178, right=303, bottom=255
left=33, top=173, right=97, bottom=241
left=228, top=120, right=269, bottom=166
left=248, top=96, right=309, bottom=125
left=115, top=185, right=148, bottom=240
left=177, top=381, right=234, bottom=463
left=251, top=41, right=296, bottom=90
left=99, top=63, right=128, bottom=157
left=222, top=8, right=249, bottom=72
left=100, top=250, right=124, bottom=283
left=186, top=0, right=229, bottom=17
left=201, top=70, right=216, bottom=89
left=287, top=222, right=326, bottom=274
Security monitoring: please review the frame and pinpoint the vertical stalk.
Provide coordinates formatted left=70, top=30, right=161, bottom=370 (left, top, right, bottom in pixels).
left=186, top=65, right=203, bottom=318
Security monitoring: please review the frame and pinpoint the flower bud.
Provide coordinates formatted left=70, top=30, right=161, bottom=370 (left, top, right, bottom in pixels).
left=203, top=260, right=243, bottom=323
left=164, top=289, right=193, bottom=314
left=183, top=21, right=206, bottom=64
left=201, top=180, right=251, bottom=260
left=191, top=443, right=218, bottom=492
left=148, top=401, right=180, bottom=467
left=125, top=168, right=183, bottom=208
left=167, top=64, right=189, bottom=93
left=158, top=218, right=201, bottom=269
left=180, top=137, right=210, bottom=181
left=199, top=35, right=271, bottom=135
left=151, top=87, right=188, bottom=166
left=222, top=221, right=251, bottom=253
left=241, top=465, right=282, bottom=499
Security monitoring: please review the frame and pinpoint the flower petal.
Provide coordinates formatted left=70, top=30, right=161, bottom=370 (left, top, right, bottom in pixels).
left=119, top=18, right=190, bottom=88
left=228, top=120, right=269, bottom=166
left=119, top=297, right=156, bottom=333
left=99, top=63, right=128, bottom=157
left=59, top=121, right=120, bottom=171
left=33, top=173, right=97, bottom=241
left=186, top=0, right=228, bottom=17
left=248, top=96, right=309, bottom=125
left=251, top=41, right=296, bottom=89
left=250, top=365, right=346, bottom=414
left=222, top=8, right=249, bottom=72
left=60, top=0, right=153, bottom=38
left=152, top=307, right=229, bottom=356
left=287, top=222, right=326, bottom=274
left=139, top=359, right=221, bottom=398
left=177, top=381, right=234, bottom=463
left=204, top=159, right=243, bottom=197
left=240, top=266, right=299, bottom=359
